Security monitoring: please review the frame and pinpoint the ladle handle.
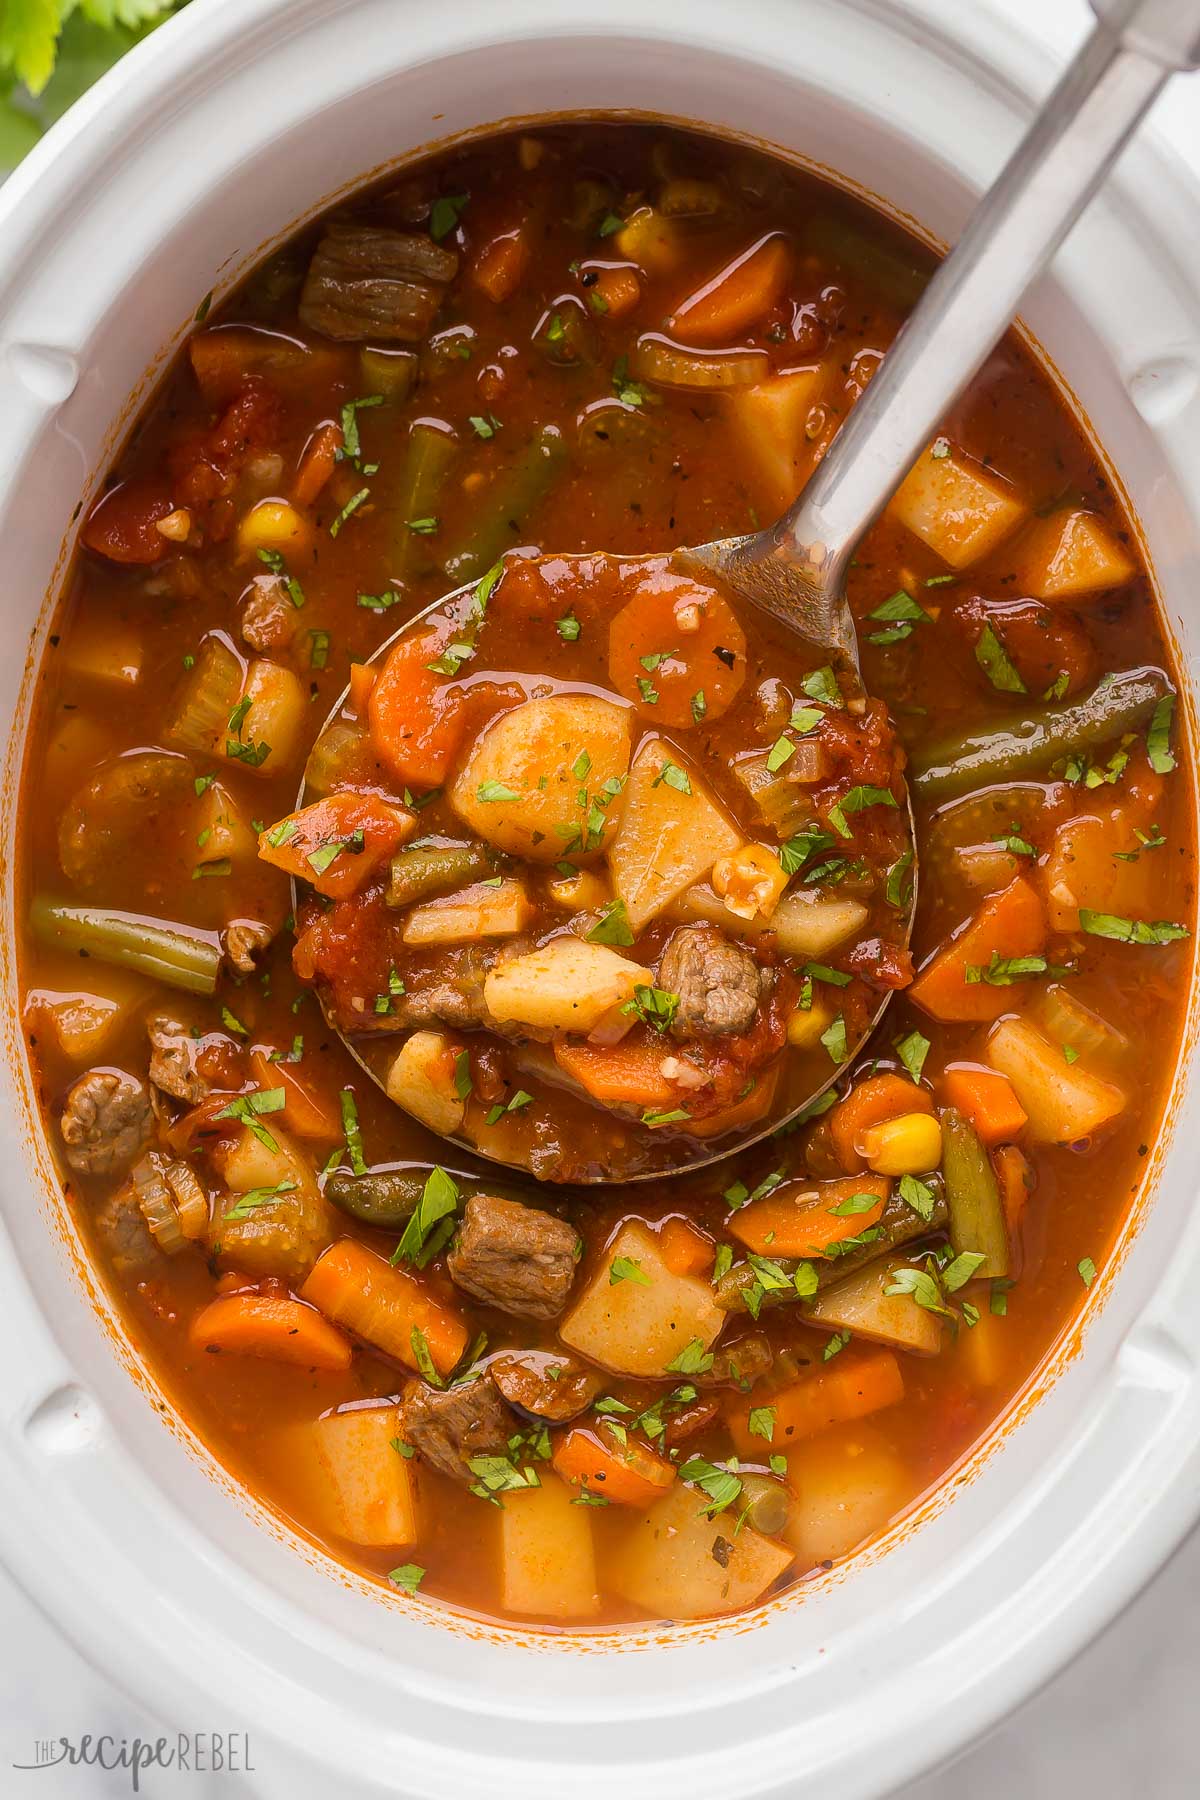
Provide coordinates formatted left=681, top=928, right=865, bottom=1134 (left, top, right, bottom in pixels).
left=776, top=0, right=1200, bottom=590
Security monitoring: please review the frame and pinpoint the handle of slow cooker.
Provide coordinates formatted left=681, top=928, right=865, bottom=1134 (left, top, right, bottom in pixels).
left=774, top=1, right=1198, bottom=582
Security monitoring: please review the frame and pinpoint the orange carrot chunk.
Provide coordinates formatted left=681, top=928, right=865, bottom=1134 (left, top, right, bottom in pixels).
left=249, top=1048, right=343, bottom=1143
left=727, top=1347, right=904, bottom=1457
left=554, top=1039, right=676, bottom=1109
left=300, top=1239, right=468, bottom=1376
left=257, top=790, right=415, bottom=899
left=189, top=1293, right=353, bottom=1371
left=730, top=1174, right=890, bottom=1257
left=591, top=265, right=642, bottom=320
left=669, top=233, right=792, bottom=346
left=829, top=1074, right=934, bottom=1174
left=292, top=420, right=342, bottom=507
left=658, top=1215, right=715, bottom=1278
left=552, top=1423, right=676, bottom=1508
left=941, top=1066, right=1028, bottom=1146
left=368, top=627, right=467, bottom=788
left=471, top=223, right=532, bottom=303
left=608, top=572, right=747, bottom=727
left=909, top=877, right=1047, bottom=1023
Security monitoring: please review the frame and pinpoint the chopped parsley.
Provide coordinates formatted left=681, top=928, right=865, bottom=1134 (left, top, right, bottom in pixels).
left=1147, top=692, right=1176, bottom=774
left=1078, top=911, right=1189, bottom=946
left=429, top=192, right=469, bottom=241
left=586, top=898, right=635, bottom=946
left=392, top=1167, right=460, bottom=1269
left=827, top=783, right=898, bottom=839
left=975, top=624, right=1026, bottom=694
left=556, top=612, right=581, bottom=642
left=894, top=1028, right=931, bottom=1083
left=866, top=588, right=928, bottom=645
left=340, top=1087, right=368, bottom=1176
left=609, top=1256, right=651, bottom=1287
left=256, top=545, right=305, bottom=608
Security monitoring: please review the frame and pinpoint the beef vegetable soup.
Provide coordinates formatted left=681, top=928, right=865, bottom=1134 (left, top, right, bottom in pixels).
left=19, top=121, right=1194, bottom=1629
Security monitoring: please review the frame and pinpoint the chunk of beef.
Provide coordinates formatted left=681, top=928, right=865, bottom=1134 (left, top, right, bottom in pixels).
left=147, top=1012, right=210, bottom=1105
left=659, top=924, right=762, bottom=1039
left=446, top=1193, right=579, bottom=1320
left=398, top=1376, right=513, bottom=1482
left=222, top=919, right=274, bottom=975
left=391, top=946, right=492, bottom=1031
left=489, top=1350, right=602, bottom=1423
left=240, top=574, right=298, bottom=653
left=94, top=1184, right=159, bottom=1275
left=60, top=1069, right=152, bottom=1178
left=299, top=222, right=458, bottom=343
left=696, top=1331, right=774, bottom=1391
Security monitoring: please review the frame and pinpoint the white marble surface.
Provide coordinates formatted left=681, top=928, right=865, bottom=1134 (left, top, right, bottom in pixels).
left=4, top=1, right=1200, bottom=1795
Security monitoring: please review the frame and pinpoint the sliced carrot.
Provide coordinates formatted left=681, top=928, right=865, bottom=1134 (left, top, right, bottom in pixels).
left=554, top=1039, right=675, bottom=1109
left=941, top=1065, right=1028, bottom=1147
left=829, top=1074, right=933, bottom=1175
left=368, top=626, right=467, bottom=789
left=189, top=1293, right=353, bottom=1371
left=658, top=1216, right=714, bottom=1278
left=292, top=420, right=343, bottom=507
left=686, top=1067, right=779, bottom=1138
left=300, top=1239, right=468, bottom=1376
left=730, top=1174, right=890, bottom=1257
left=727, top=1347, right=904, bottom=1457
left=909, top=877, right=1047, bottom=1024
left=82, top=479, right=175, bottom=565
left=257, top=790, right=414, bottom=899
left=668, top=233, right=791, bottom=346
left=551, top=1423, right=676, bottom=1508
left=994, top=1142, right=1034, bottom=1237
left=591, top=265, right=642, bottom=321
left=348, top=660, right=378, bottom=716
left=249, top=1048, right=342, bottom=1143
left=471, top=223, right=532, bottom=303
left=608, top=569, right=746, bottom=727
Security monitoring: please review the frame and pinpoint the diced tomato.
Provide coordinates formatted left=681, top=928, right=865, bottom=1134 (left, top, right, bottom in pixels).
left=81, top=479, right=175, bottom=565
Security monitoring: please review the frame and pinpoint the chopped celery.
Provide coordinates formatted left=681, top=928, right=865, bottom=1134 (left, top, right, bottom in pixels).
left=164, top=636, right=242, bottom=757
left=31, top=898, right=221, bottom=996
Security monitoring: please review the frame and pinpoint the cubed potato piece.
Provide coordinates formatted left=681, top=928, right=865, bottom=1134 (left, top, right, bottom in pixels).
left=45, top=712, right=111, bottom=792
left=294, top=1404, right=419, bottom=1546
left=956, top=1309, right=1006, bottom=1389
left=559, top=1219, right=725, bottom=1377
left=1042, top=813, right=1152, bottom=932
left=230, top=658, right=307, bottom=777
left=987, top=1017, right=1125, bottom=1143
left=500, top=1474, right=600, bottom=1620
left=807, top=1261, right=944, bottom=1356
left=724, top=364, right=828, bottom=517
left=449, top=694, right=632, bottom=864
left=384, top=1030, right=466, bottom=1136
left=613, top=1481, right=793, bottom=1620
left=24, top=987, right=126, bottom=1062
left=608, top=737, right=743, bottom=931
left=670, top=882, right=867, bottom=958
left=785, top=1423, right=908, bottom=1567
left=483, top=935, right=644, bottom=1033
left=402, top=879, right=532, bottom=946
left=889, top=444, right=1028, bottom=567
left=60, top=615, right=144, bottom=687
left=1012, top=506, right=1135, bottom=601
left=193, top=780, right=257, bottom=866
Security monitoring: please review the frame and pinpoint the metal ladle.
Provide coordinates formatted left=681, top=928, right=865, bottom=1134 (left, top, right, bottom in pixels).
left=302, top=0, right=1200, bottom=1182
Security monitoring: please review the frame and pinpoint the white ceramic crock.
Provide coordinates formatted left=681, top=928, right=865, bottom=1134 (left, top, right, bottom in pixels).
left=0, top=1, right=1198, bottom=1794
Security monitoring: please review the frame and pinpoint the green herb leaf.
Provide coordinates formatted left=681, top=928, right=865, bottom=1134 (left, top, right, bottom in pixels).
left=975, top=623, right=1027, bottom=694
left=586, top=898, right=635, bottom=946
left=898, top=1173, right=936, bottom=1223
left=747, top=1405, right=775, bottom=1443
left=802, top=666, right=842, bottom=707
left=477, top=778, right=521, bottom=804
left=894, top=1029, right=931, bottom=1083
left=827, top=784, right=898, bottom=839
left=819, top=1014, right=848, bottom=1063
left=609, top=1256, right=651, bottom=1287
left=1078, top=910, right=1189, bottom=946
left=387, top=1563, right=425, bottom=1594
left=1078, top=1256, right=1097, bottom=1288
left=1147, top=692, right=1176, bottom=775
left=393, top=1167, right=460, bottom=1268
left=429, top=192, right=469, bottom=241
left=665, top=1339, right=715, bottom=1376
left=556, top=612, right=581, bottom=642
left=340, top=1088, right=367, bottom=1176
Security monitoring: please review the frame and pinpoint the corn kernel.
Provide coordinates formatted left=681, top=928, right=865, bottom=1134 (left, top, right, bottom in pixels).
left=237, top=499, right=310, bottom=556
left=712, top=842, right=789, bottom=921
left=859, top=1111, right=943, bottom=1176
left=787, top=1000, right=832, bottom=1049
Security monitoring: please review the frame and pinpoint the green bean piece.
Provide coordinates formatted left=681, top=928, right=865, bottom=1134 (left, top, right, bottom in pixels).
left=941, top=1108, right=1009, bottom=1279
left=324, top=1167, right=428, bottom=1229
left=394, top=421, right=458, bottom=571
left=910, top=668, right=1169, bottom=802
left=442, top=424, right=567, bottom=584
left=30, top=898, right=221, bottom=996
left=713, top=1186, right=949, bottom=1313
left=385, top=838, right=500, bottom=909
left=737, top=1473, right=791, bottom=1536
left=802, top=213, right=930, bottom=309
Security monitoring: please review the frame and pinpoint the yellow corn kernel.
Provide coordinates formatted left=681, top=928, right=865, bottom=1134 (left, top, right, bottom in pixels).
left=786, top=999, right=833, bottom=1049
left=546, top=869, right=610, bottom=912
left=712, top=843, right=789, bottom=922
left=238, top=499, right=310, bottom=556
left=859, top=1112, right=943, bottom=1177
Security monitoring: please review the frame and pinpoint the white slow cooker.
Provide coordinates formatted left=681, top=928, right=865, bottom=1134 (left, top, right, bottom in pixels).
left=0, top=1, right=1198, bottom=1794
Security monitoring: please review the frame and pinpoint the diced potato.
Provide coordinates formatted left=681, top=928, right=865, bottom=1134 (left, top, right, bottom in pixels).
left=238, top=498, right=311, bottom=557
left=613, top=1481, right=794, bottom=1619
left=1042, top=813, right=1151, bottom=932
left=402, top=879, right=532, bottom=946
left=45, top=712, right=111, bottom=792
left=987, top=1017, right=1125, bottom=1143
left=483, top=935, right=644, bottom=1034
left=956, top=1309, right=1007, bottom=1388
left=608, top=738, right=743, bottom=931
left=724, top=364, right=828, bottom=518
left=785, top=1423, right=908, bottom=1567
left=449, top=694, right=632, bottom=864
left=1012, top=506, right=1136, bottom=601
left=287, top=1404, right=419, bottom=1546
left=559, top=1219, right=725, bottom=1377
left=500, top=1475, right=600, bottom=1620
left=207, top=1123, right=332, bottom=1281
left=193, top=780, right=257, bottom=866
left=670, top=882, right=867, bottom=958
left=60, top=615, right=144, bottom=687
left=808, top=1261, right=944, bottom=1356
left=24, top=987, right=126, bottom=1062
left=613, top=205, right=683, bottom=274
left=384, top=1030, right=466, bottom=1136
left=889, top=444, right=1029, bottom=567
left=232, top=658, right=307, bottom=777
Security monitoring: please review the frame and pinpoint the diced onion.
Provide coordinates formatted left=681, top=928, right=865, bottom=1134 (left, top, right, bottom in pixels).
left=165, top=1159, right=208, bottom=1240
left=131, top=1153, right=187, bottom=1256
